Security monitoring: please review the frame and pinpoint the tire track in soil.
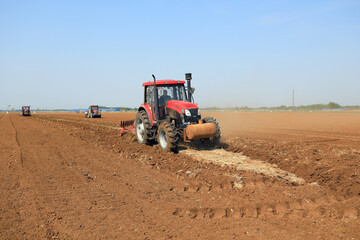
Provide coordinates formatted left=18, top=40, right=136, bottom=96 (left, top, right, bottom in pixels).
left=8, top=114, right=23, bottom=166
left=0, top=114, right=24, bottom=239
left=8, top=114, right=64, bottom=239
left=7, top=116, right=148, bottom=239
left=33, top=114, right=360, bottom=225
left=172, top=198, right=358, bottom=220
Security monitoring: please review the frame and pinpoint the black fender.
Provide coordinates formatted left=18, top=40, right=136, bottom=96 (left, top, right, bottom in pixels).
left=167, top=108, right=182, bottom=127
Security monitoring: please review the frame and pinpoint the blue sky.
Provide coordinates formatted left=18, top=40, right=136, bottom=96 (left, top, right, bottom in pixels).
left=1, top=0, right=359, bottom=109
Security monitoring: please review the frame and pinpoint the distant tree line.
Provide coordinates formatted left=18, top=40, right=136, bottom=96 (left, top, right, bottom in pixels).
left=98, top=106, right=137, bottom=111
left=202, top=102, right=360, bottom=112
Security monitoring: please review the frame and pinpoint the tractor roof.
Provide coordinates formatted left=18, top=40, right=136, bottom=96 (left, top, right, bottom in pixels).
left=90, top=105, right=98, bottom=107
left=142, top=80, right=185, bottom=86
left=22, top=106, right=30, bottom=108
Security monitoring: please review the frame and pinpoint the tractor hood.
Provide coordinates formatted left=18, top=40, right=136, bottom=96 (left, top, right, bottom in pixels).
left=167, top=100, right=198, bottom=114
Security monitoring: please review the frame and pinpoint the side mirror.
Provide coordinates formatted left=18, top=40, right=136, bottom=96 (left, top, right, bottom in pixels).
left=190, top=87, right=195, bottom=94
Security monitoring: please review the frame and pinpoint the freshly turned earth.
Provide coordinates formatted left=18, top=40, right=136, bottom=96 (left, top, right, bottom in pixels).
left=0, top=112, right=359, bottom=239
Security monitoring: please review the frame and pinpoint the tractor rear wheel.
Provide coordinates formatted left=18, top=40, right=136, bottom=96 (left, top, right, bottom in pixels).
left=158, top=122, right=178, bottom=152
left=202, top=117, right=221, bottom=146
left=135, top=110, right=151, bottom=144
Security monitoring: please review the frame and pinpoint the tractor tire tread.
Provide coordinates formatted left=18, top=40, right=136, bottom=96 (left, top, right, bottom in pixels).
left=136, top=110, right=152, bottom=144
left=158, top=122, right=178, bottom=152
left=203, top=117, right=221, bottom=146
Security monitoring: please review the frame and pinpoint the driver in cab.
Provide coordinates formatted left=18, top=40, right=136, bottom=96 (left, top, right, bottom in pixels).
left=159, top=90, right=172, bottom=106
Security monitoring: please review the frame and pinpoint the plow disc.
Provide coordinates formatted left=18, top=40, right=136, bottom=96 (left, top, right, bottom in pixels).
left=119, top=120, right=135, bottom=136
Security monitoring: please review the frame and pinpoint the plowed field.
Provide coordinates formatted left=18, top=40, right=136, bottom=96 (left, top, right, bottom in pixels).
left=0, top=112, right=359, bottom=239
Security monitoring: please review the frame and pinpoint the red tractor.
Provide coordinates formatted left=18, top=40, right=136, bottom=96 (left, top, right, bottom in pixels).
left=21, top=106, right=31, bottom=116
left=135, top=73, right=220, bottom=152
left=85, top=105, right=102, bottom=118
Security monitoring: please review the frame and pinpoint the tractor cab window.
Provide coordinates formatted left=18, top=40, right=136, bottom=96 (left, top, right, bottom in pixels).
left=146, top=86, right=155, bottom=104
left=158, top=85, right=186, bottom=105
left=146, top=84, right=186, bottom=106
left=90, top=106, right=99, bottom=112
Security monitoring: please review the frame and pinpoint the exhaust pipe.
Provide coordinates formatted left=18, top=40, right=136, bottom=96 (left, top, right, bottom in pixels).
left=185, top=73, right=192, bottom=102
left=152, top=74, right=160, bottom=121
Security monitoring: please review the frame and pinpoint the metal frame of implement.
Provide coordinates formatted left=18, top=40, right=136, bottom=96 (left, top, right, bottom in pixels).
left=119, top=120, right=135, bottom=136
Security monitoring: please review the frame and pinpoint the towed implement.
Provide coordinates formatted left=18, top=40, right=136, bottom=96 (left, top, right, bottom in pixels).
left=132, top=73, right=220, bottom=152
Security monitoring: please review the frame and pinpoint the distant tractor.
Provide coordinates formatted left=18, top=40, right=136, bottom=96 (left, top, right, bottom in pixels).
left=85, top=105, right=102, bottom=118
left=21, top=106, right=31, bottom=116
left=135, top=73, right=221, bottom=152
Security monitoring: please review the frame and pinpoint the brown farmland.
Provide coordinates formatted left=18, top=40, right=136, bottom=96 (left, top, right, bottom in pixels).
left=0, top=112, right=359, bottom=239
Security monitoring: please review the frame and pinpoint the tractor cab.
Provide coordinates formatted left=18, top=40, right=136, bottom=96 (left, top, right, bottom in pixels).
left=142, top=79, right=201, bottom=126
left=148, top=82, right=187, bottom=106
left=90, top=105, right=99, bottom=113
left=21, top=106, right=31, bottom=116
left=85, top=105, right=102, bottom=118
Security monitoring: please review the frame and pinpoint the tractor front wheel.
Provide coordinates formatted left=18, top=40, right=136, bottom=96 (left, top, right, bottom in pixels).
left=135, top=110, right=151, bottom=144
left=158, top=122, right=178, bottom=152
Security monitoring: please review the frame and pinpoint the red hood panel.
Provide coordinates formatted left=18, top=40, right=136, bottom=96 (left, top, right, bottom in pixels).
left=167, top=100, right=198, bottom=113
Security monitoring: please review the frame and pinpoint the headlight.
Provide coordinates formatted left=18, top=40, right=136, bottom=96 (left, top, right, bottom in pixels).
left=184, top=109, right=191, bottom=117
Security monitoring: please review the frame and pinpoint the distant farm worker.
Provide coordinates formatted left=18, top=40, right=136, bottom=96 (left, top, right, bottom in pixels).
left=159, top=90, right=172, bottom=106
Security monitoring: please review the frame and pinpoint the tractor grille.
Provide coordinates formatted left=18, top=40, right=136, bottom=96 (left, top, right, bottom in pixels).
left=184, top=108, right=199, bottom=123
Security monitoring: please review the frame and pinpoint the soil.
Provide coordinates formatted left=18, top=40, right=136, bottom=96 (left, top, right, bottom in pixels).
left=0, top=112, right=359, bottom=239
